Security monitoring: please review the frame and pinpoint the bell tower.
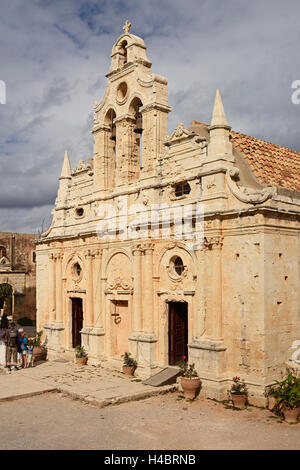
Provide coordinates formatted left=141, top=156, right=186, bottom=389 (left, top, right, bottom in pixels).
left=92, top=21, right=171, bottom=193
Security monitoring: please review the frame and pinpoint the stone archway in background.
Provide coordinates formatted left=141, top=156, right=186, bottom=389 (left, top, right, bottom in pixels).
left=0, top=283, right=13, bottom=316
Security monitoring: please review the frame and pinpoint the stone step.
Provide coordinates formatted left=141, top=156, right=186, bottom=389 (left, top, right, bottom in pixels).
left=143, top=367, right=181, bottom=387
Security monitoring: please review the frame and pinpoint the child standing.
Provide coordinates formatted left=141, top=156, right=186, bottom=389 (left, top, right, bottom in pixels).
left=27, top=340, right=34, bottom=367
left=20, top=334, right=28, bottom=368
left=17, top=328, right=24, bottom=368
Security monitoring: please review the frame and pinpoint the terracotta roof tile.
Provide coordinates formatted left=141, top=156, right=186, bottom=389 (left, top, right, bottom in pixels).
left=230, top=129, right=300, bottom=192
left=191, top=121, right=300, bottom=192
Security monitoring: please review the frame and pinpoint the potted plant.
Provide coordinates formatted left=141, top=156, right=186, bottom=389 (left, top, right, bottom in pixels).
left=229, top=376, right=248, bottom=408
left=32, top=330, right=47, bottom=362
left=122, top=352, right=137, bottom=377
left=176, top=356, right=201, bottom=399
left=266, top=386, right=277, bottom=410
left=75, top=345, right=88, bottom=365
left=269, top=373, right=300, bottom=423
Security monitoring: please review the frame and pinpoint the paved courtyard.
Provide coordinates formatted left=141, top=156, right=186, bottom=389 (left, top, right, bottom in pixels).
left=0, top=392, right=299, bottom=450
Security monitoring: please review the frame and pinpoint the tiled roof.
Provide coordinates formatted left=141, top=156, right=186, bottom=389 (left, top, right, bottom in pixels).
left=191, top=121, right=300, bottom=192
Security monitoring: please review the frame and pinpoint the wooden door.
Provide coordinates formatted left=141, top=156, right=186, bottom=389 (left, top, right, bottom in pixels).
left=168, top=302, right=188, bottom=365
left=111, top=300, right=130, bottom=357
left=72, top=298, right=83, bottom=348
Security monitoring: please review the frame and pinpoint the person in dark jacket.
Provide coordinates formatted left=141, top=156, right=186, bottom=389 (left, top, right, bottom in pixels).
left=4, top=323, right=19, bottom=371
left=0, top=313, right=9, bottom=330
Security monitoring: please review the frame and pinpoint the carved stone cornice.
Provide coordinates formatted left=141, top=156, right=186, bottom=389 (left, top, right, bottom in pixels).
left=140, top=103, right=171, bottom=114
left=226, top=168, right=276, bottom=204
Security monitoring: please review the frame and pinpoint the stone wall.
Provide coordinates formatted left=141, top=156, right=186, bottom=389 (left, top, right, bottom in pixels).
left=0, top=232, right=36, bottom=322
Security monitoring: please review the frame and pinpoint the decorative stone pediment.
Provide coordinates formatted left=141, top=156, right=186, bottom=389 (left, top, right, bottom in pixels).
left=164, top=123, right=194, bottom=145
left=72, top=160, right=93, bottom=176
left=226, top=167, right=276, bottom=204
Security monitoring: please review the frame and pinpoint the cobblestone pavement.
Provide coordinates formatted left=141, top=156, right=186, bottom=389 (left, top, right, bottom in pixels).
left=0, top=392, right=299, bottom=450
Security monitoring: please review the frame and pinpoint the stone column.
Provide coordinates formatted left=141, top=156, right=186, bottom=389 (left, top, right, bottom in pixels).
left=132, top=244, right=143, bottom=333
left=142, top=243, right=154, bottom=334
left=48, top=253, right=56, bottom=322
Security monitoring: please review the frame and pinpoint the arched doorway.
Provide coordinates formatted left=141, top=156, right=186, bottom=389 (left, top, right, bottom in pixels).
left=168, top=301, right=188, bottom=365
left=0, top=283, right=13, bottom=316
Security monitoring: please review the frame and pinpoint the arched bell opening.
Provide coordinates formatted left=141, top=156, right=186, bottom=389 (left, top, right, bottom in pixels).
left=118, top=40, right=128, bottom=67
left=129, top=97, right=143, bottom=170
left=104, top=108, right=117, bottom=187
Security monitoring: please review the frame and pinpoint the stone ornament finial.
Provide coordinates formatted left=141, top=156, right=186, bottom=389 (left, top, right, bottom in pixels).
left=210, top=89, right=229, bottom=127
left=123, top=20, right=132, bottom=34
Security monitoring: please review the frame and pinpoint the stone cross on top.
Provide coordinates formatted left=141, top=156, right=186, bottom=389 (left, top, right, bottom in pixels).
left=123, top=20, right=132, bottom=34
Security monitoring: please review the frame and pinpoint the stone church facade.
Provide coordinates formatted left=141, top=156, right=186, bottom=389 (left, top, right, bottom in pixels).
left=35, top=22, right=300, bottom=404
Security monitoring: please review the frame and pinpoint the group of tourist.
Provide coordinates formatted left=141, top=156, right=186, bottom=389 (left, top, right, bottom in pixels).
left=0, top=315, right=34, bottom=371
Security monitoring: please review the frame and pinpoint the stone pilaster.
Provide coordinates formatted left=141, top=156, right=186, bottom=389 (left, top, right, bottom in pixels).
left=188, top=235, right=226, bottom=400
left=115, top=115, right=139, bottom=185
left=93, top=125, right=112, bottom=192
left=130, top=242, right=157, bottom=373
left=131, top=244, right=143, bottom=334
left=204, top=236, right=223, bottom=341
left=55, top=253, right=63, bottom=324
left=84, top=249, right=94, bottom=328
left=140, top=103, right=170, bottom=176
left=48, top=253, right=56, bottom=323
left=143, top=242, right=154, bottom=334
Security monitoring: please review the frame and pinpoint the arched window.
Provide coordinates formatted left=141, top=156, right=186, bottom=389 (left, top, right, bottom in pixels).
left=174, top=182, right=191, bottom=197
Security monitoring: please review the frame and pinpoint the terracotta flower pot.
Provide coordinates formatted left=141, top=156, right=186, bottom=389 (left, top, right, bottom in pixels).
left=123, top=365, right=136, bottom=377
left=33, top=346, right=47, bottom=362
left=268, top=395, right=277, bottom=410
left=283, top=407, right=299, bottom=424
left=231, top=393, right=247, bottom=408
left=181, top=377, right=201, bottom=399
left=76, top=356, right=88, bottom=366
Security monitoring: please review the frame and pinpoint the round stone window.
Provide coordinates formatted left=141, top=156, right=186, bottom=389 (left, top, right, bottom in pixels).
left=117, top=82, right=128, bottom=104
left=173, top=256, right=184, bottom=276
left=75, top=207, right=84, bottom=218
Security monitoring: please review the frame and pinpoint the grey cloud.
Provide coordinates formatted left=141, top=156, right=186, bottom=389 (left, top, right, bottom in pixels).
left=0, top=0, right=300, bottom=233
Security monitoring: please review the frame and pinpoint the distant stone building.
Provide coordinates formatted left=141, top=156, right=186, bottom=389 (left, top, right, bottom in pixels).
left=36, top=22, right=300, bottom=404
left=0, top=232, right=36, bottom=322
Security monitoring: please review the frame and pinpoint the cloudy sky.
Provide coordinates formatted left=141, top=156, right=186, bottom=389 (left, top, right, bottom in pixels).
left=0, top=0, right=299, bottom=233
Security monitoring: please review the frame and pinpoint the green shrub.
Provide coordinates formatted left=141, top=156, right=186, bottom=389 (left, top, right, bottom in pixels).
left=269, top=373, right=300, bottom=410
left=75, top=345, right=87, bottom=358
left=122, top=352, right=137, bottom=367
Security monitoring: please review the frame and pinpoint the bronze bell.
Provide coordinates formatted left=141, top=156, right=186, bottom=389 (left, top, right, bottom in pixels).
left=110, top=124, right=116, bottom=141
left=134, top=113, right=143, bottom=134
